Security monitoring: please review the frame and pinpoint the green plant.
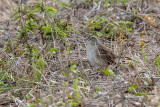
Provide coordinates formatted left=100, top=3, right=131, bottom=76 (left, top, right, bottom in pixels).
left=128, top=84, right=148, bottom=96
left=70, top=64, right=77, bottom=73
left=0, top=68, right=9, bottom=85
left=61, top=64, right=82, bottom=106
left=105, top=0, right=129, bottom=4
left=103, top=69, right=115, bottom=76
left=32, top=48, right=46, bottom=82
left=0, top=68, right=13, bottom=92
left=11, top=1, right=74, bottom=84
left=73, top=78, right=81, bottom=104
left=14, top=2, right=72, bottom=44
left=87, top=16, right=132, bottom=37
left=155, top=55, right=160, bottom=74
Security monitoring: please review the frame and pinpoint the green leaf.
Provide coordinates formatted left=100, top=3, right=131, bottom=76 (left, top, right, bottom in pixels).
left=155, top=56, right=160, bottom=73
left=0, top=61, right=7, bottom=66
left=26, top=94, right=31, bottom=99
left=36, top=98, right=43, bottom=104
left=27, top=104, right=36, bottom=107
left=103, top=69, right=115, bottom=76
left=135, top=93, right=143, bottom=96
left=117, top=0, right=121, bottom=4
left=32, top=48, right=39, bottom=54
left=61, top=2, right=68, bottom=7
left=73, top=78, right=78, bottom=90
left=35, top=70, right=42, bottom=81
left=123, top=0, right=127, bottom=4
left=62, top=72, right=69, bottom=77
left=0, top=81, right=4, bottom=85
left=24, top=76, right=29, bottom=81
left=70, top=65, right=77, bottom=73
left=71, top=102, right=79, bottom=106
left=45, top=7, right=57, bottom=14
left=135, top=91, right=147, bottom=96
left=41, top=26, right=52, bottom=35
left=50, top=48, right=58, bottom=53
left=96, top=32, right=103, bottom=37
left=63, top=82, right=68, bottom=86
left=14, top=16, right=21, bottom=21
left=95, top=86, right=102, bottom=92
left=128, top=84, right=138, bottom=92
left=38, top=56, right=45, bottom=70
left=17, top=32, right=26, bottom=38
left=68, top=44, right=70, bottom=56
left=73, top=79, right=81, bottom=102
left=57, top=101, right=65, bottom=106
left=33, top=60, right=43, bottom=82
left=142, top=91, right=147, bottom=95
left=105, top=0, right=109, bottom=3
left=49, top=97, right=53, bottom=101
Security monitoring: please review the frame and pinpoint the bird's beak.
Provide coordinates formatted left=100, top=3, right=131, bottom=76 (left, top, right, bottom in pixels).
left=86, top=36, right=90, bottom=40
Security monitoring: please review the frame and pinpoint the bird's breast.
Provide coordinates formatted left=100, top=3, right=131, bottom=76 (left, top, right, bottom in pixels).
left=86, top=44, right=100, bottom=66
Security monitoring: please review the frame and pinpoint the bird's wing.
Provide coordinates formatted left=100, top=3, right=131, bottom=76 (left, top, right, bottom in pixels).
left=97, top=43, right=116, bottom=64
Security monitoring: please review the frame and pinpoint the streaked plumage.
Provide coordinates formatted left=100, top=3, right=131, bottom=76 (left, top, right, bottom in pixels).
left=86, top=36, right=116, bottom=67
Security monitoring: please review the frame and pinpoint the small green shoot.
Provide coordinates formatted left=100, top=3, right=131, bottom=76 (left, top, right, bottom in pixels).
left=36, top=98, right=43, bottom=104
left=33, top=54, right=46, bottom=82
left=103, top=69, right=115, bottom=76
left=95, top=86, right=102, bottom=92
left=62, top=72, right=69, bottom=77
left=68, top=43, right=70, bottom=56
left=26, top=94, right=31, bottom=100
left=129, top=84, right=147, bottom=96
left=27, top=104, right=36, bottom=107
left=135, top=91, right=147, bottom=96
left=155, top=55, right=160, bottom=74
left=70, top=65, right=77, bottom=73
left=128, top=84, right=138, bottom=92
left=123, top=0, right=127, bottom=4
left=61, top=2, right=68, bottom=7
left=73, top=78, right=81, bottom=104
left=50, top=48, right=58, bottom=54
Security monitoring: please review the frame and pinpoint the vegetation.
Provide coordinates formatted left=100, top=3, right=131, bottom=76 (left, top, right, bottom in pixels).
left=0, top=0, right=160, bottom=106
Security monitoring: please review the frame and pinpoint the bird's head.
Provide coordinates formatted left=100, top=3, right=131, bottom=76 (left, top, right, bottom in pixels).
left=86, top=36, right=99, bottom=45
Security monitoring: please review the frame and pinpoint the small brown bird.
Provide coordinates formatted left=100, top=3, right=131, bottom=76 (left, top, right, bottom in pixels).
left=86, top=36, right=116, bottom=68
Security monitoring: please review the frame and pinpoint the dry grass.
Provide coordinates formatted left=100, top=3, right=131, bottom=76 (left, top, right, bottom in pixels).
left=0, top=0, right=160, bottom=107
